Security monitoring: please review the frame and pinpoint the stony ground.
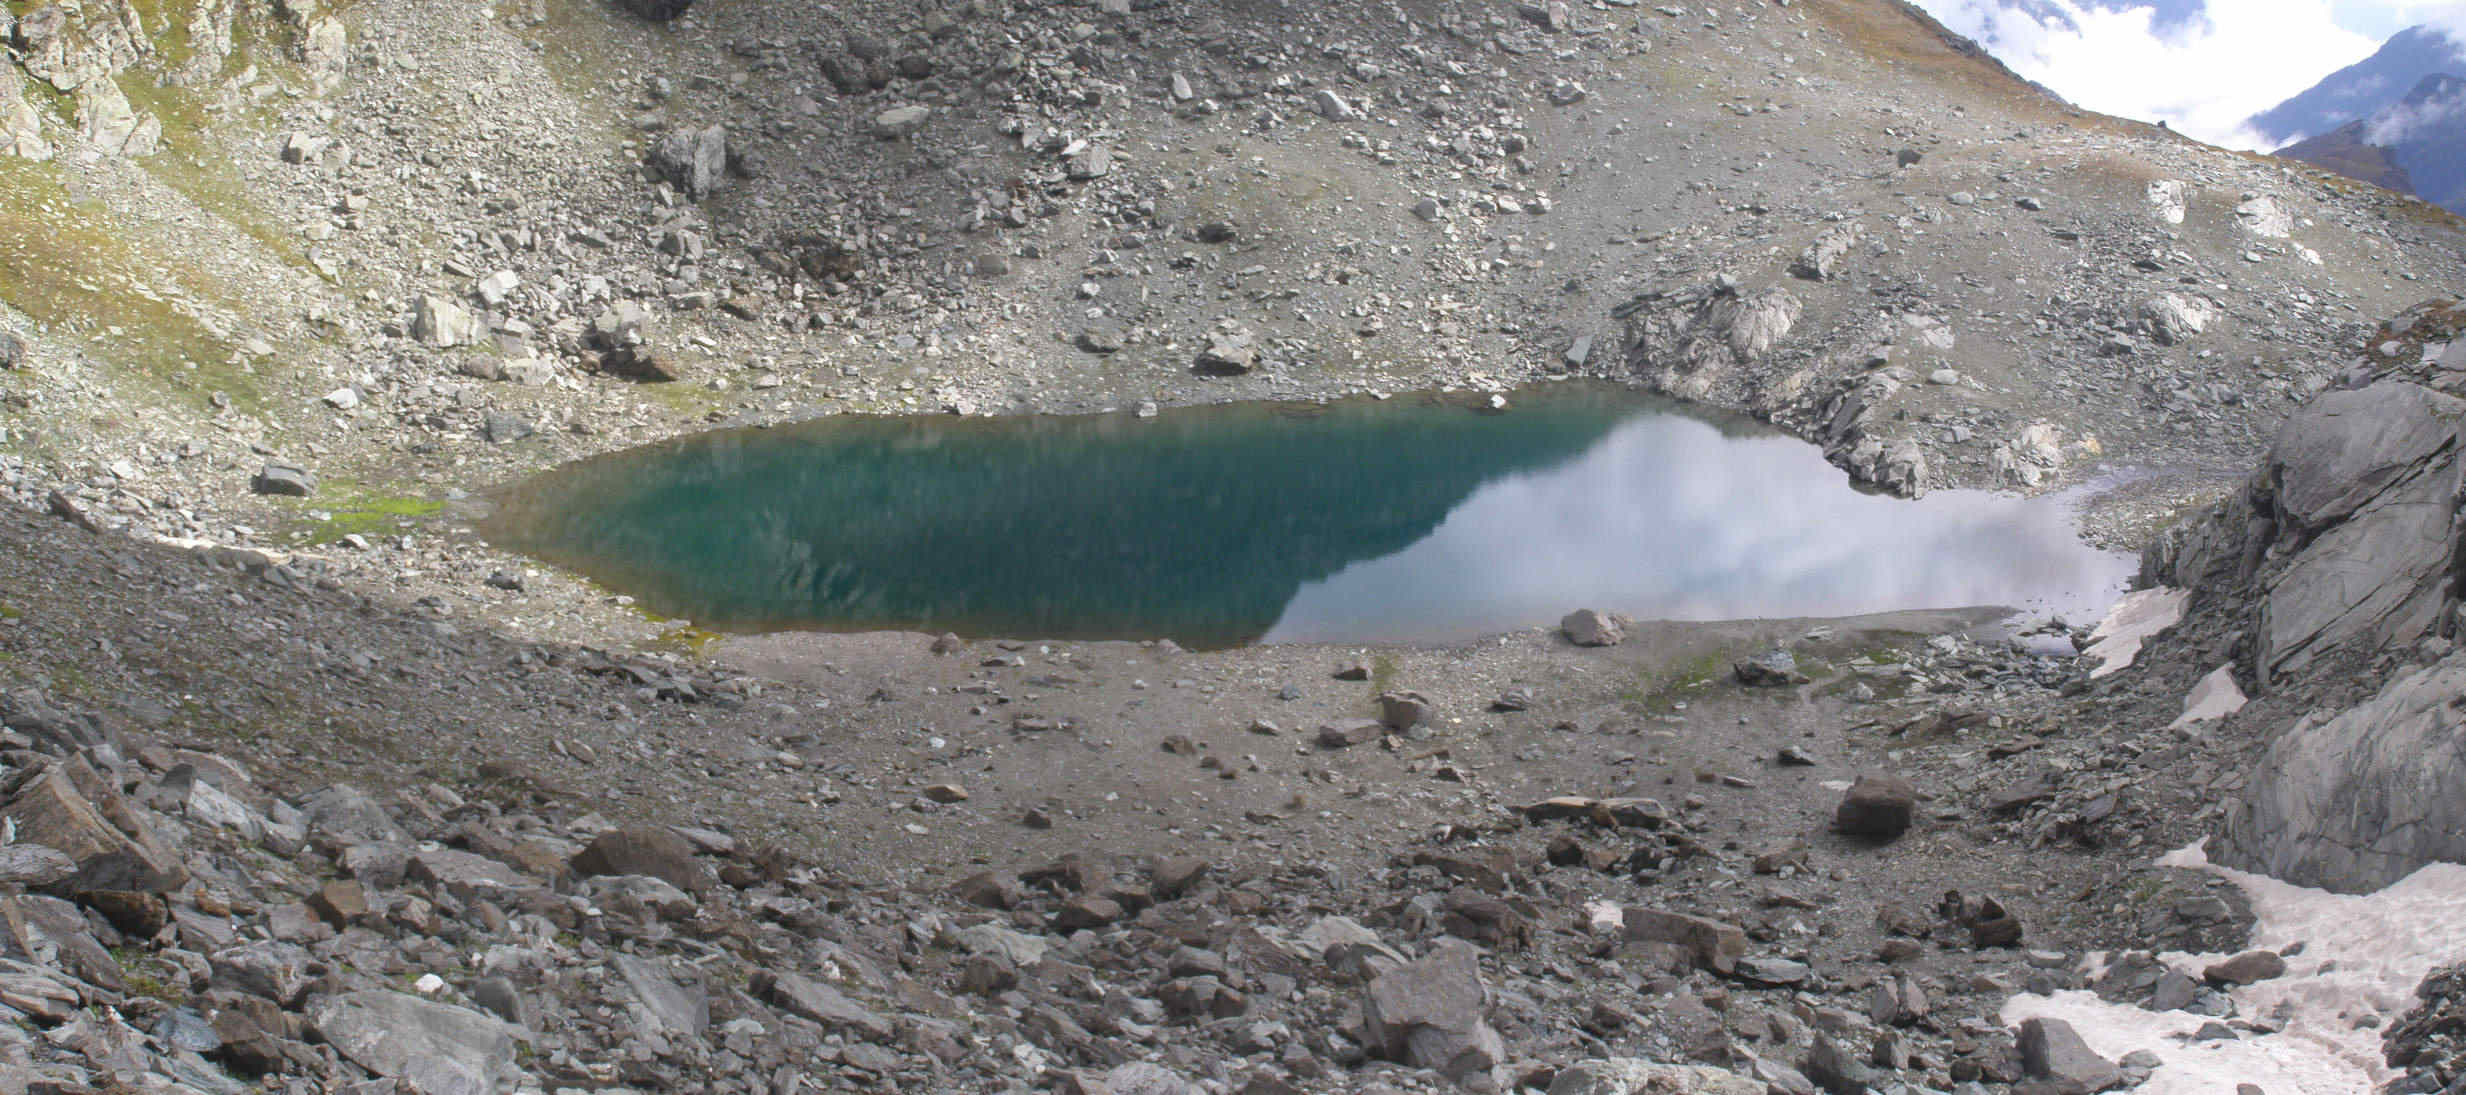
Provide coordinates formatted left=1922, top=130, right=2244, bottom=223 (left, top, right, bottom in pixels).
left=2, top=0, right=2465, bottom=1092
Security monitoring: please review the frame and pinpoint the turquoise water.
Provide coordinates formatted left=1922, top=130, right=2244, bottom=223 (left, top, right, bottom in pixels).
left=479, top=387, right=2135, bottom=647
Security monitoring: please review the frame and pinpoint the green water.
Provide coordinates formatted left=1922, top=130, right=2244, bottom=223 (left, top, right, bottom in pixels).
left=480, top=386, right=2134, bottom=647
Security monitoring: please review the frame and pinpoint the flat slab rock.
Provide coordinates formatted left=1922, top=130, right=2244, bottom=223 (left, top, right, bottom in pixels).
left=308, top=991, right=517, bottom=1095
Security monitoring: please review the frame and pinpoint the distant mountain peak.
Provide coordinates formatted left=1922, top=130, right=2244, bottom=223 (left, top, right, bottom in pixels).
left=2274, top=46, right=2466, bottom=215
left=2247, top=23, right=2466, bottom=147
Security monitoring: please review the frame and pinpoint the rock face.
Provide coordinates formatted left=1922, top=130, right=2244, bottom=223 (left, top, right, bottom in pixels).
left=2219, top=655, right=2466, bottom=892
left=2145, top=381, right=2465, bottom=688
left=2142, top=376, right=2466, bottom=893
left=1620, top=281, right=1800, bottom=400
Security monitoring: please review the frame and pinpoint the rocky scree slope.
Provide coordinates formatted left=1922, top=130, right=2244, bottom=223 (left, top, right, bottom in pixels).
left=0, top=0, right=2459, bottom=659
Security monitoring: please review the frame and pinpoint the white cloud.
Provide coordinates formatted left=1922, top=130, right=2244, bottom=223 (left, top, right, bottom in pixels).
left=1914, top=0, right=2385, bottom=149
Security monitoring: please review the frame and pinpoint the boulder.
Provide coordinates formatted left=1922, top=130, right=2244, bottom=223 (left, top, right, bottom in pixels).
left=2017, top=1016, right=2120, bottom=1094
left=1734, top=648, right=1807, bottom=687
left=1561, top=608, right=1627, bottom=647
left=2203, top=949, right=2288, bottom=986
left=250, top=464, right=316, bottom=497
left=0, top=758, right=186, bottom=893
left=1833, top=774, right=1918, bottom=840
left=1360, top=941, right=1505, bottom=1084
left=1789, top=223, right=1862, bottom=281
left=753, top=969, right=892, bottom=1039
left=411, top=294, right=478, bottom=347
left=614, top=955, right=709, bottom=1038
left=1193, top=328, right=1258, bottom=375
left=2139, top=293, right=2216, bottom=345
left=1621, top=907, right=1747, bottom=974
left=308, top=991, right=518, bottom=1095
left=1377, top=691, right=1433, bottom=731
left=571, top=825, right=715, bottom=893
left=2219, top=654, right=2466, bottom=892
left=650, top=125, right=727, bottom=199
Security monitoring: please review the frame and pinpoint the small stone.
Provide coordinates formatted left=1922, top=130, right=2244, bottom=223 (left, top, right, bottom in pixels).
left=250, top=464, right=316, bottom=497
left=922, top=784, right=969, bottom=804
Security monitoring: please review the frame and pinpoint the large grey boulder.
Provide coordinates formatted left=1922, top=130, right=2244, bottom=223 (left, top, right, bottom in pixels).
left=2144, top=381, right=2466, bottom=688
left=650, top=125, right=727, bottom=199
left=2220, top=654, right=2466, bottom=893
left=2017, top=1016, right=2120, bottom=1093
left=2268, top=383, right=2463, bottom=533
left=1361, top=941, right=1506, bottom=1084
left=308, top=991, right=518, bottom=1095
left=2257, top=466, right=2454, bottom=684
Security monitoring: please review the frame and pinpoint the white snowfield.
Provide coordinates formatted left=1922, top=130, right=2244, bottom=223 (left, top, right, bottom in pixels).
left=2003, top=841, right=2466, bottom=1093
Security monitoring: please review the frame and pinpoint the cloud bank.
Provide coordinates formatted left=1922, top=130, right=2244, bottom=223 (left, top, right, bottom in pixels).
left=1913, top=0, right=2396, bottom=149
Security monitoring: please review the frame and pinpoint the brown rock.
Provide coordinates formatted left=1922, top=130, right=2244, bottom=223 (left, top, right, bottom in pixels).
left=1053, top=896, right=1123, bottom=933
left=570, top=825, right=715, bottom=893
left=310, top=881, right=369, bottom=927
left=1151, top=855, right=1210, bottom=900
left=1623, top=907, right=1748, bottom=974
left=0, top=759, right=187, bottom=893
left=2204, top=949, right=2288, bottom=986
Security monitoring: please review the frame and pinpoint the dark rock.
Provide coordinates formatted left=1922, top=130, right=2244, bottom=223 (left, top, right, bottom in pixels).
left=2018, top=1016, right=2121, bottom=1093
left=1735, top=648, right=1808, bottom=686
left=616, top=0, right=693, bottom=20
left=1833, top=774, right=1918, bottom=839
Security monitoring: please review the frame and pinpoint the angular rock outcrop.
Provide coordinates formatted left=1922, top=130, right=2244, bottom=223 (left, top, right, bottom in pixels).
left=1361, top=941, right=1506, bottom=1084
left=2219, top=655, right=2466, bottom=892
left=0, top=756, right=186, bottom=894
left=1619, top=280, right=1800, bottom=400
left=2143, top=380, right=2466, bottom=688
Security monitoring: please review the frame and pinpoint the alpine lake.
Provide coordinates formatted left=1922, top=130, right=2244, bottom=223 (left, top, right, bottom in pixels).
left=478, top=385, right=2137, bottom=649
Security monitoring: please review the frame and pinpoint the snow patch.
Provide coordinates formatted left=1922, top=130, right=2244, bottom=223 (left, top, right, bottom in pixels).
left=2084, top=587, right=2188, bottom=678
left=2004, top=841, right=2466, bottom=1093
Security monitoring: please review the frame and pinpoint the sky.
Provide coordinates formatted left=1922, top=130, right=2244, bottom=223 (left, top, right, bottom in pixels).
left=1910, top=0, right=2466, bottom=149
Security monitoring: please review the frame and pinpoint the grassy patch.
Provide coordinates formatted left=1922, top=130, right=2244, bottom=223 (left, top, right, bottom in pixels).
left=649, top=624, right=723, bottom=659
left=1619, top=645, right=1737, bottom=714
left=279, top=488, right=447, bottom=545
left=0, top=158, right=255, bottom=408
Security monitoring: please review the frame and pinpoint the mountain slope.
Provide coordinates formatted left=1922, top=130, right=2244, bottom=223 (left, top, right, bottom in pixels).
left=2279, top=72, right=2466, bottom=214
left=2249, top=24, right=2465, bottom=145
